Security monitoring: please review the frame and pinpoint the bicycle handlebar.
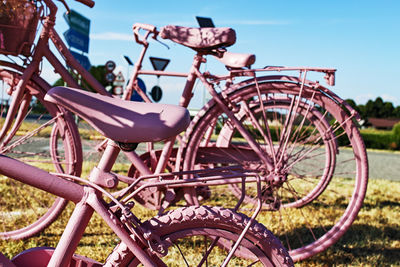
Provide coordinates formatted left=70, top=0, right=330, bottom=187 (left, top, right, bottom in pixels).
left=132, top=23, right=158, bottom=45
left=74, top=0, right=95, bottom=7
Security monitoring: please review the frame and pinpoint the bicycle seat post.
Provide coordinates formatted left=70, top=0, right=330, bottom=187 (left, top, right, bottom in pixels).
left=178, top=53, right=205, bottom=108
left=88, top=140, right=120, bottom=188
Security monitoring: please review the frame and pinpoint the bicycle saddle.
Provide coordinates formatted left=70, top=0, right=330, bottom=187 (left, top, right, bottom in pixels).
left=160, top=25, right=236, bottom=50
left=44, top=87, right=190, bottom=143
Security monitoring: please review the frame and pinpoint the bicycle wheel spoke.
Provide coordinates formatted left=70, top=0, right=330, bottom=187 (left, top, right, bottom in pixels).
left=252, top=82, right=277, bottom=164
left=285, top=148, right=327, bottom=173
left=174, top=242, right=190, bottom=267
left=197, top=235, right=220, bottom=267
left=288, top=93, right=316, bottom=145
left=242, top=101, right=276, bottom=164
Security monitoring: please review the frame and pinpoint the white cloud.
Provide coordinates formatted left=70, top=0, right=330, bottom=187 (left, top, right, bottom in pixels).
left=90, top=32, right=134, bottom=41
left=381, top=94, right=399, bottom=105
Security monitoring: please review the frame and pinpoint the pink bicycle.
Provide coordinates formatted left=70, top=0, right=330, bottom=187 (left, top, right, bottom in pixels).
left=0, top=85, right=293, bottom=266
left=0, top=0, right=368, bottom=262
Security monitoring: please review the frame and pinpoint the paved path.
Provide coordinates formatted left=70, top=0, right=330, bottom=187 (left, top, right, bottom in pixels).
left=18, top=136, right=400, bottom=182
left=367, top=150, right=400, bottom=181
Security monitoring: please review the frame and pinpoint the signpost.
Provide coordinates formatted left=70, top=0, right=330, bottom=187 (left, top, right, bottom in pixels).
left=105, top=60, right=116, bottom=72
left=105, top=73, right=115, bottom=83
left=63, top=10, right=90, bottom=35
left=111, top=71, right=125, bottom=96
left=64, top=10, right=91, bottom=70
left=114, top=71, right=125, bottom=87
left=147, top=56, right=169, bottom=102
left=150, top=85, right=162, bottom=102
left=149, top=57, right=170, bottom=72
left=64, top=29, right=89, bottom=53
left=104, top=60, right=116, bottom=84
left=113, top=86, right=123, bottom=95
left=69, top=50, right=91, bottom=71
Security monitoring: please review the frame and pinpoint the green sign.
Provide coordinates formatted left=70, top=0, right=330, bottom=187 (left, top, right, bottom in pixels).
left=64, top=10, right=90, bottom=36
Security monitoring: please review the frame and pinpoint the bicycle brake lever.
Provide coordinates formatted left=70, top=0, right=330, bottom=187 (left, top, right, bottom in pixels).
left=155, top=38, right=170, bottom=50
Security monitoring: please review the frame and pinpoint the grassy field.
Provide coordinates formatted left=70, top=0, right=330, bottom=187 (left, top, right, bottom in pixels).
left=1, top=118, right=399, bottom=265
left=0, top=159, right=399, bottom=266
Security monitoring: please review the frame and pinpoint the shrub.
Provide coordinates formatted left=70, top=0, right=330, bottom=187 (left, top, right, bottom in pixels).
left=391, top=122, right=400, bottom=149
left=360, top=129, right=395, bottom=150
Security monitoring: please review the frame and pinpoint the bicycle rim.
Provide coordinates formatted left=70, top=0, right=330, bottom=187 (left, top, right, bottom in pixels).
left=0, top=65, right=82, bottom=239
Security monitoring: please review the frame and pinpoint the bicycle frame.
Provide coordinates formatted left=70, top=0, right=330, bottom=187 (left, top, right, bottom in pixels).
left=119, top=25, right=356, bottom=182
left=0, top=141, right=264, bottom=266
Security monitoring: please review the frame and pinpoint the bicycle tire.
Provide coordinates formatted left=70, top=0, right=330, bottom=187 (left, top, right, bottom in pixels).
left=181, top=78, right=368, bottom=261
left=0, top=64, right=82, bottom=240
left=105, top=206, right=293, bottom=266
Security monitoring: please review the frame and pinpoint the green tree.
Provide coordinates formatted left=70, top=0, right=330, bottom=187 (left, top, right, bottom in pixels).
left=51, top=65, right=108, bottom=91
left=344, top=97, right=400, bottom=120
left=365, top=99, right=376, bottom=118
left=358, top=104, right=366, bottom=119
left=374, top=97, right=384, bottom=117
left=86, top=65, right=107, bottom=90
left=381, top=102, right=395, bottom=118
left=31, top=65, right=109, bottom=113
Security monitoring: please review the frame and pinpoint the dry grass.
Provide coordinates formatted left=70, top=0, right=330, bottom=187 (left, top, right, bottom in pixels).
left=0, top=161, right=399, bottom=266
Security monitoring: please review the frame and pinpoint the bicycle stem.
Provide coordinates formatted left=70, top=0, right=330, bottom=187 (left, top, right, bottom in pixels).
left=124, top=32, right=152, bottom=102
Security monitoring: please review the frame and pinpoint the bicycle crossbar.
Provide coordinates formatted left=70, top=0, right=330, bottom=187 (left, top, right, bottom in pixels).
left=0, top=155, right=84, bottom=203
left=138, top=69, right=188, bottom=77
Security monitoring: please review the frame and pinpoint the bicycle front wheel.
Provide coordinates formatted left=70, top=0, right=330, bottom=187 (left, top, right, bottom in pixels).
left=105, top=206, right=293, bottom=266
left=182, top=78, right=368, bottom=261
left=0, top=64, right=82, bottom=239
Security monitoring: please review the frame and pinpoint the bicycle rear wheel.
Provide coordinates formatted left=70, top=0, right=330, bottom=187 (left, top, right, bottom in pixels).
left=227, top=99, right=337, bottom=209
left=182, top=78, right=368, bottom=261
left=105, top=206, right=293, bottom=266
left=0, top=64, right=82, bottom=239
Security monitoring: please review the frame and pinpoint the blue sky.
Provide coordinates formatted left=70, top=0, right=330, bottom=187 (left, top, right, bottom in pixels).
left=49, top=0, right=400, bottom=109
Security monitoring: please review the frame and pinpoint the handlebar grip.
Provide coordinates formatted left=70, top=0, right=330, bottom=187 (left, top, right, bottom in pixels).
left=132, top=23, right=157, bottom=33
left=75, top=0, right=95, bottom=8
